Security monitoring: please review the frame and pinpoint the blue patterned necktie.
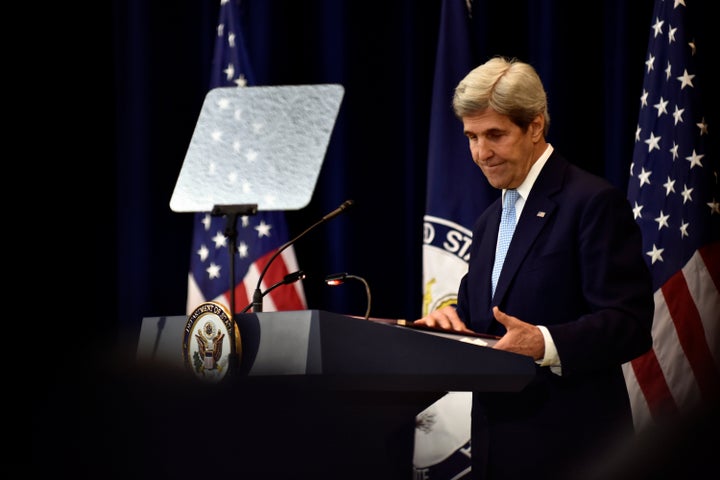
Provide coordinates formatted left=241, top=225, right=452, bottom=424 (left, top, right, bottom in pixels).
left=491, top=189, right=519, bottom=297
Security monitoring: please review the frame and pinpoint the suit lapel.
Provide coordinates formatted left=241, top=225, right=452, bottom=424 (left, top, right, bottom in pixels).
left=492, top=153, right=565, bottom=302
left=476, top=201, right=502, bottom=311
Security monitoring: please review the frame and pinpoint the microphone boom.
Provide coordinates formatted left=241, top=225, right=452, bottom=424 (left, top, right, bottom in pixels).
left=250, top=199, right=355, bottom=313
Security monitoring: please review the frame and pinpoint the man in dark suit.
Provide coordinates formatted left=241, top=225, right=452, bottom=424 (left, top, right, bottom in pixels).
left=414, top=56, right=654, bottom=480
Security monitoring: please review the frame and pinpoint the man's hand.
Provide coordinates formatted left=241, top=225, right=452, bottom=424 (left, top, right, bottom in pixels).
left=413, top=305, right=474, bottom=334
left=492, top=306, right=544, bottom=360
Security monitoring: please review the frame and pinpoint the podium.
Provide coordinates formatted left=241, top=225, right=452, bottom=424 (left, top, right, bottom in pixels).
left=128, top=310, right=535, bottom=479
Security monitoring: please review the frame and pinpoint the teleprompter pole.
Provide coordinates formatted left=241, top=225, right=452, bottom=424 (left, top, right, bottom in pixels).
left=211, top=203, right=258, bottom=375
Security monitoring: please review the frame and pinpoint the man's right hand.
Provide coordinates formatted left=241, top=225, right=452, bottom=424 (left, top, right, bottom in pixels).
left=413, top=305, right=474, bottom=333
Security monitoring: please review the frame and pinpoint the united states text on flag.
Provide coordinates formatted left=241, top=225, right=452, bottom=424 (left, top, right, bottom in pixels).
left=622, top=0, right=719, bottom=431
left=186, top=0, right=307, bottom=315
left=415, top=1, right=496, bottom=478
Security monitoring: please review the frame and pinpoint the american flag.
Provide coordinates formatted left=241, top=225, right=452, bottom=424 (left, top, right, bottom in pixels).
left=622, top=0, right=719, bottom=431
left=186, top=0, right=307, bottom=315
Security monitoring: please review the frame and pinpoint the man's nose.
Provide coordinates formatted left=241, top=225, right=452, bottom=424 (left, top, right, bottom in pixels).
left=473, top=139, right=492, bottom=162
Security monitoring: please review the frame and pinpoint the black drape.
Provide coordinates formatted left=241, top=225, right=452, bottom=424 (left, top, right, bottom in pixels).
left=107, top=0, right=653, bottom=358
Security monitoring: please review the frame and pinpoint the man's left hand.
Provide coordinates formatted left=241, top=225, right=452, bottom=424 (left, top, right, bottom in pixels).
left=492, top=306, right=545, bottom=360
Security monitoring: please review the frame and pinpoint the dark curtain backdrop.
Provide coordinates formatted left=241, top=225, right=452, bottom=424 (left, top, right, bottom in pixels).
left=108, top=0, right=654, bottom=357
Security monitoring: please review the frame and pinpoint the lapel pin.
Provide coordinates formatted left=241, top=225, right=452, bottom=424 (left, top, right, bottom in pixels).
left=537, top=211, right=546, bottom=217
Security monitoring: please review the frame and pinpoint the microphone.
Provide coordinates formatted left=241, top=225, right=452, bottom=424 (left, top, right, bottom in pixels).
left=322, top=199, right=355, bottom=221
left=241, top=270, right=306, bottom=313
left=250, top=199, right=355, bottom=313
left=325, top=272, right=372, bottom=320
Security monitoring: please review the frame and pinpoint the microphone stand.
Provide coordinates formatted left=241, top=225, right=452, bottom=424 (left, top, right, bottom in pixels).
left=211, top=203, right=258, bottom=375
left=251, top=199, right=354, bottom=312
left=240, top=271, right=306, bottom=314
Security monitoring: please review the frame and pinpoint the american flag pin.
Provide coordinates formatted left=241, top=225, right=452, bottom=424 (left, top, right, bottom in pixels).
left=537, top=211, right=546, bottom=217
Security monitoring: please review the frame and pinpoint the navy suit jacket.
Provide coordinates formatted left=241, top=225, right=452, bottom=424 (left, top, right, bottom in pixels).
left=456, top=152, right=654, bottom=479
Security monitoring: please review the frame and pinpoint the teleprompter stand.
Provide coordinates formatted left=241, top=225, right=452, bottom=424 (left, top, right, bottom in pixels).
left=209, top=203, right=257, bottom=372
left=169, top=84, right=344, bottom=375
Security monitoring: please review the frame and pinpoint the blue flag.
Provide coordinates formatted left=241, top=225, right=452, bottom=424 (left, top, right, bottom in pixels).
left=422, top=0, right=497, bottom=318
left=416, top=1, right=495, bottom=478
left=622, top=0, right=719, bottom=430
left=186, top=0, right=307, bottom=314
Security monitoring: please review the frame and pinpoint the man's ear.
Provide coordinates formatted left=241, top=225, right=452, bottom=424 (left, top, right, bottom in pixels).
left=531, top=114, right=545, bottom=140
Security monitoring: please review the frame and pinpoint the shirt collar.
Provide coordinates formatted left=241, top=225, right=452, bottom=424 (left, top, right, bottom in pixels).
left=503, top=143, right=553, bottom=204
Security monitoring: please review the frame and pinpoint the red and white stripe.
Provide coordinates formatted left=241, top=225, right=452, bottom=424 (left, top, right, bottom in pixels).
left=623, top=242, right=720, bottom=430
left=187, top=246, right=306, bottom=314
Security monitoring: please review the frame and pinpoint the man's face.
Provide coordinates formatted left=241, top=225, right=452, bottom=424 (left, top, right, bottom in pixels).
left=462, top=108, right=543, bottom=190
